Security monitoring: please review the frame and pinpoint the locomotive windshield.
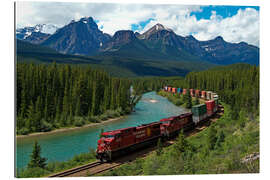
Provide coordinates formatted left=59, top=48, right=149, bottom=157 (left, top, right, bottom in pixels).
left=103, top=134, right=115, bottom=138
left=161, top=121, right=171, bottom=124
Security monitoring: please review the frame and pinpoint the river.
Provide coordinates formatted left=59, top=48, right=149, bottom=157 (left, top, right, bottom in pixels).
left=16, top=91, right=188, bottom=169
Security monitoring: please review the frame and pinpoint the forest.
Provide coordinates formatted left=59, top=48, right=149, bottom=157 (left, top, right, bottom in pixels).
left=16, top=63, right=133, bottom=135
left=160, top=63, right=259, bottom=118
left=101, top=63, right=260, bottom=176
left=16, top=62, right=260, bottom=177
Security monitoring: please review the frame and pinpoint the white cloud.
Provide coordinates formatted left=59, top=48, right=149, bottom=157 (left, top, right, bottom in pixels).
left=16, top=2, right=259, bottom=46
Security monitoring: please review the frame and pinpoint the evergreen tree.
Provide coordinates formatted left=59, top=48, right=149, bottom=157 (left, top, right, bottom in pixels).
left=215, top=130, right=225, bottom=149
left=27, top=141, right=47, bottom=169
left=207, top=126, right=217, bottom=150
left=174, top=130, right=189, bottom=153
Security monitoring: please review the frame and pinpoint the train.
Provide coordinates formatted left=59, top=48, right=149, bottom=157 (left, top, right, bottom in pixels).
left=96, top=87, right=220, bottom=162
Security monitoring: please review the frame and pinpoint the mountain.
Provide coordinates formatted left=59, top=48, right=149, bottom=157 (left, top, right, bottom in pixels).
left=98, top=23, right=259, bottom=65
left=17, top=39, right=214, bottom=77
left=16, top=24, right=58, bottom=44
left=179, top=36, right=259, bottom=65
left=17, top=18, right=259, bottom=66
left=41, top=17, right=111, bottom=55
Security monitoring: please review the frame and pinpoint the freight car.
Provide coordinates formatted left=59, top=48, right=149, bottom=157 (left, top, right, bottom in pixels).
left=96, top=87, right=220, bottom=162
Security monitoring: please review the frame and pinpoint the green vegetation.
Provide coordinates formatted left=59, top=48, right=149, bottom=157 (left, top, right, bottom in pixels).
left=157, top=90, right=198, bottom=109
left=27, top=141, right=47, bottom=169
left=101, top=104, right=259, bottom=176
left=17, top=40, right=215, bottom=78
left=100, top=63, right=259, bottom=175
left=16, top=63, right=134, bottom=135
left=16, top=63, right=259, bottom=176
left=17, top=147, right=97, bottom=178
left=185, top=63, right=259, bottom=119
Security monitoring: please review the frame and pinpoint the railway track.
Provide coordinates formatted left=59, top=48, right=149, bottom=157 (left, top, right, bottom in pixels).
left=48, top=105, right=224, bottom=177
left=49, top=161, right=102, bottom=177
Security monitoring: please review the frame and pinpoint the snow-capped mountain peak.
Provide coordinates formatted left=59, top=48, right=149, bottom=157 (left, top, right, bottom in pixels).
left=16, top=24, right=58, bottom=36
left=16, top=24, right=58, bottom=44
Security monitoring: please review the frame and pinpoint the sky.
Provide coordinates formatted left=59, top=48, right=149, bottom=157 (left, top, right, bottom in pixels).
left=16, top=1, right=260, bottom=47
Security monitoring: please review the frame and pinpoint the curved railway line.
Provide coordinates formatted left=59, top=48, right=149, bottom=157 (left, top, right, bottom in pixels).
left=48, top=105, right=224, bottom=177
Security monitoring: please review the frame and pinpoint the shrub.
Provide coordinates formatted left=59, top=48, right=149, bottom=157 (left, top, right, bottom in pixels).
left=99, top=114, right=109, bottom=121
left=18, top=127, right=30, bottom=135
left=17, top=167, right=50, bottom=178
left=41, top=120, right=52, bottom=132
left=73, top=117, right=85, bottom=127
left=88, top=116, right=100, bottom=123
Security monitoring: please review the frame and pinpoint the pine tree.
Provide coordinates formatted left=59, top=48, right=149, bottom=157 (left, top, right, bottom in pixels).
left=27, top=141, right=47, bottom=169
left=26, top=101, right=35, bottom=132
left=214, top=130, right=225, bottom=149
left=174, top=130, right=189, bottom=153
left=207, top=126, right=217, bottom=150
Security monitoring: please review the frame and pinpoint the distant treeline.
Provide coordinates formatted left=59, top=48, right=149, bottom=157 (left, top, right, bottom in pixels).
left=16, top=63, right=132, bottom=134
left=166, top=63, right=259, bottom=119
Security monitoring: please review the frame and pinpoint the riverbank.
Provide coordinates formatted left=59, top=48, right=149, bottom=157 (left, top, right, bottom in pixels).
left=16, top=116, right=125, bottom=139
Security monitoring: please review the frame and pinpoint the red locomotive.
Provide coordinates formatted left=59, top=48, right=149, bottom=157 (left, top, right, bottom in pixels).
left=160, top=113, right=193, bottom=138
left=96, top=87, right=220, bottom=162
left=96, top=122, right=161, bottom=161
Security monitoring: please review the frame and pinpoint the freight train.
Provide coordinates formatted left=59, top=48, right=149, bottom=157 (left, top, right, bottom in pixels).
left=96, top=87, right=220, bottom=162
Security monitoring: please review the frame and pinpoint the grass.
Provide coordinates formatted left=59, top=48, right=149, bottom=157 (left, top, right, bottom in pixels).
left=16, top=149, right=97, bottom=178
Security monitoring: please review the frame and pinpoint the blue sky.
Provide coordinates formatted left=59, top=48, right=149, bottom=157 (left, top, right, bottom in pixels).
left=16, top=2, right=260, bottom=46
left=190, top=5, right=259, bottom=20
left=130, top=5, right=259, bottom=32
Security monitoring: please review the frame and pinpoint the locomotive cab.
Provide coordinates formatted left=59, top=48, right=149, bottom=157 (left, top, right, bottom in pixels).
left=96, top=131, right=120, bottom=162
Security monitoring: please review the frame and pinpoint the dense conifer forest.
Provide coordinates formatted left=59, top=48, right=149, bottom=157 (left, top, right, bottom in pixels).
left=16, top=63, right=133, bottom=135
left=162, top=63, right=259, bottom=117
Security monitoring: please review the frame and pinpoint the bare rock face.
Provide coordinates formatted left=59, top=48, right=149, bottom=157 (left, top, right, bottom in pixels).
left=41, top=17, right=111, bottom=55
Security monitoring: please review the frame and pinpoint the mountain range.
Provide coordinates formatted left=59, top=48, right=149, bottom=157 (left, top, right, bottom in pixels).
left=16, top=17, right=259, bottom=77
left=16, top=17, right=259, bottom=65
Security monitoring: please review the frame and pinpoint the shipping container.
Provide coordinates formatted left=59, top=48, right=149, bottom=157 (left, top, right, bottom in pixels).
left=172, top=87, right=176, bottom=93
left=168, top=87, right=172, bottom=92
left=206, top=91, right=212, bottom=100
left=192, top=104, right=207, bottom=116
left=177, top=88, right=182, bottom=94
left=205, top=100, right=215, bottom=111
left=192, top=113, right=208, bottom=124
left=164, top=86, right=168, bottom=91
left=195, top=89, right=201, bottom=97
left=211, top=92, right=218, bottom=100
left=183, top=89, right=187, bottom=95
left=201, top=91, right=206, bottom=99
left=190, top=89, right=195, bottom=97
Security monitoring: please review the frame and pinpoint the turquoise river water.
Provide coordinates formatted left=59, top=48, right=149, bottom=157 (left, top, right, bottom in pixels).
left=16, top=91, right=188, bottom=170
